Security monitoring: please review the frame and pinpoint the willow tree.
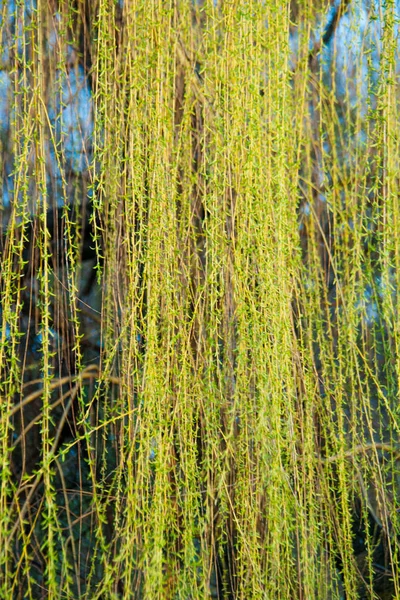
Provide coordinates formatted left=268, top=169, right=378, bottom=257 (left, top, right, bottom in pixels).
left=0, top=0, right=399, bottom=598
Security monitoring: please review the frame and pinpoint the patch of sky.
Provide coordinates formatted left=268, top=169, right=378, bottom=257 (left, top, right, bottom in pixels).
left=0, top=0, right=14, bottom=66
left=48, top=57, right=94, bottom=176
left=300, top=202, right=311, bottom=217
left=355, top=283, right=379, bottom=326
left=1, top=155, right=13, bottom=208
left=0, top=321, right=12, bottom=342
left=47, top=11, right=61, bottom=55
left=149, top=437, right=158, bottom=461
left=335, top=2, right=375, bottom=110
left=0, top=70, right=11, bottom=143
left=321, top=0, right=400, bottom=113
left=0, top=0, right=37, bottom=66
left=0, top=70, right=12, bottom=207
left=354, top=270, right=397, bottom=327
left=0, top=3, right=93, bottom=209
left=289, top=0, right=341, bottom=71
left=30, top=328, right=60, bottom=359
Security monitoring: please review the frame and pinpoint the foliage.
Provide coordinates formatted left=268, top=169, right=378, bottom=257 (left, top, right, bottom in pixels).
left=0, top=0, right=400, bottom=598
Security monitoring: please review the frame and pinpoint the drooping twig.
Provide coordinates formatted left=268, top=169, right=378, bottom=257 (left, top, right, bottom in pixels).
left=309, top=0, right=352, bottom=65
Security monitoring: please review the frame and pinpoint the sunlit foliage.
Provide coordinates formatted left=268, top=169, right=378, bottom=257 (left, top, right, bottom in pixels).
left=0, top=0, right=400, bottom=598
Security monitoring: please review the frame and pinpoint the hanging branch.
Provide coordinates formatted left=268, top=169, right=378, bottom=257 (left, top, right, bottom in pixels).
left=308, top=0, right=352, bottom=65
